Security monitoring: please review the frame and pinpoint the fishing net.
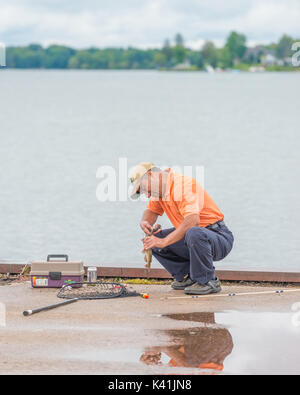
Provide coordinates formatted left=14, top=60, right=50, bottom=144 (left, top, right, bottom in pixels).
left=57, top=281, right=144, bottom=300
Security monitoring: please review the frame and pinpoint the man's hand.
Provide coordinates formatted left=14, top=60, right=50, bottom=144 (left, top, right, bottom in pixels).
left=143, top=235, right=166, bottom=251
left=140, top=220, right=153, bottom=235
left=140, top=210, right=159, bottom=235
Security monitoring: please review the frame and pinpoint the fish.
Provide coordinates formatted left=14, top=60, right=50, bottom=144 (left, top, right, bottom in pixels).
left=145, top=249, right=152, bottom=270
left=144, top=224, right=161, bottom=271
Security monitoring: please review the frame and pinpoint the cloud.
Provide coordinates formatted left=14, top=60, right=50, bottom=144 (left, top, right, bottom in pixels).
left=0, top=0, right=299, bottom=48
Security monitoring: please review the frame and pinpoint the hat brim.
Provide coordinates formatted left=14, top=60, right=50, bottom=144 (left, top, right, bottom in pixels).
left=130, top=180, right=141, bottom=200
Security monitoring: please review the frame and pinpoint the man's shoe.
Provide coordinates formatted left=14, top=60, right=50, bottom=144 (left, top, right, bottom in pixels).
left=184, top=278, right=222, bottom=295
left=171, top=274, right=196, bottom=290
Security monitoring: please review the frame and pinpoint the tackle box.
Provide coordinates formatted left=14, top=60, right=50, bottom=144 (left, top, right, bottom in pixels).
left=30, top=255, right=84, bottom=288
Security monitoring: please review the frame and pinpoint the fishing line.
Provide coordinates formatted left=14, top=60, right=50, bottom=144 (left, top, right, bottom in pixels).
left=162, top=288, right=300, bottom=300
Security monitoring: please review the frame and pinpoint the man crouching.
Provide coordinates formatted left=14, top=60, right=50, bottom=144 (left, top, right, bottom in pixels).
left=130, top=162, right=234, bottom=295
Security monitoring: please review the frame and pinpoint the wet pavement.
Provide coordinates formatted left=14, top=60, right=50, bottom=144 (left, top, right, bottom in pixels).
left=143, top=311, right=300, bottom=374
left=0, top=282, right=300, bottom=374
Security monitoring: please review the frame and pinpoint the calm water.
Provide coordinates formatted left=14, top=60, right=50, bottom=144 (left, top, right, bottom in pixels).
left=0, top=70, right=299, bottom=271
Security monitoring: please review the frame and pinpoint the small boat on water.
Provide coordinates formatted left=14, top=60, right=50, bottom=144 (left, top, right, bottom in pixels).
left=205, top=65, right=215, bottom=73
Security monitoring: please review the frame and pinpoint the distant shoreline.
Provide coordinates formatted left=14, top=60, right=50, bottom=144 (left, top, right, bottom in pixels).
left=5, top=34, right=300, bottom=72
left=1, top=67, right=299, bottom=72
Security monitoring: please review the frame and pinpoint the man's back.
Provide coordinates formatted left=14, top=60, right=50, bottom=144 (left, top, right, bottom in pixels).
left=147, top=170, right=224, bottom=228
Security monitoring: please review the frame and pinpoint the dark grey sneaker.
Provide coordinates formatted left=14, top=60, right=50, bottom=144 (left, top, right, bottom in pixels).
left=184, top=278, right=222, bottom=295
left=171, top=274, right=196, bottom=290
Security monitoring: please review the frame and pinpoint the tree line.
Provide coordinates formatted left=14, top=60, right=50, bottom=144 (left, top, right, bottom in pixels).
left=5, top=32, right=299, bottom=70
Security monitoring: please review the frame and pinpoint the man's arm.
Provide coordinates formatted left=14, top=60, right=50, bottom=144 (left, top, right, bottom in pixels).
left=143, top=214, right=200, bottom=250
left=140, top=209, right=159, bottom=235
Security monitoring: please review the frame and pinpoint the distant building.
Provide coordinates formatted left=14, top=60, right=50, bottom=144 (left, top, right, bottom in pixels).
left=245, top=45, right=269, bottom=63
left=260, top=54, right=287, bottom=67
left=261, top=54, right=277, bottom=66
left=245, top=45, right=286, bottom=66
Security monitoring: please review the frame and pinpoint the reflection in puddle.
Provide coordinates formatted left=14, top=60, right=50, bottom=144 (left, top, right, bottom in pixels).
left=140, top=312, right=233, bottom=373
left=57, top=310, right=300, bottom=374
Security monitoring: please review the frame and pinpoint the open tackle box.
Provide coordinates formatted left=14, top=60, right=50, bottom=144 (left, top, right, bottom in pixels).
left=30, top=255, right=84, bottom=288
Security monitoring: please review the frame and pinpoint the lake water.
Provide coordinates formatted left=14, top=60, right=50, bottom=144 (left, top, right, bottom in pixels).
left=0, top=70, right=299, bottom=271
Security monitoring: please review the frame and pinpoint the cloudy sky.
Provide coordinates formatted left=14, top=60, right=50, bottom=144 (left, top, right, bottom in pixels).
left=0, top=0, right=300, bottom=49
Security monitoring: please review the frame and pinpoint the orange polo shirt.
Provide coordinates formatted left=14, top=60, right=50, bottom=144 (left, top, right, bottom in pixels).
left=147, top=170, right=224, bottom=228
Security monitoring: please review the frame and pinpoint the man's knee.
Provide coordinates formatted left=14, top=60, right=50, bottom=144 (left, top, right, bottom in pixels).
left=152, top=247, right=161, bottom=255
left=154, top=227, right=175, bottom=239
left=152, top=245, right=169, bottom=256
left=154, top=230, right=164, bottom=239
left=185, top=227, right=208, bottom=247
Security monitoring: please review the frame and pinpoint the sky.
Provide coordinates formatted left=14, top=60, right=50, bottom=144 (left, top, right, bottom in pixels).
left=0, top=0, right=300, bottom=49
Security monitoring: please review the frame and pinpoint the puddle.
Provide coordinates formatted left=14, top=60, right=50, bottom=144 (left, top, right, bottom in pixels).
left=52, top=310, right=300, bottom=374
left=140, top=311, right=300, bottom=375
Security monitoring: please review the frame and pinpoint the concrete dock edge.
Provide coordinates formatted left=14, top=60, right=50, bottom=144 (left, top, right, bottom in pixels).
left=1, top=262, right=300, bottom=283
